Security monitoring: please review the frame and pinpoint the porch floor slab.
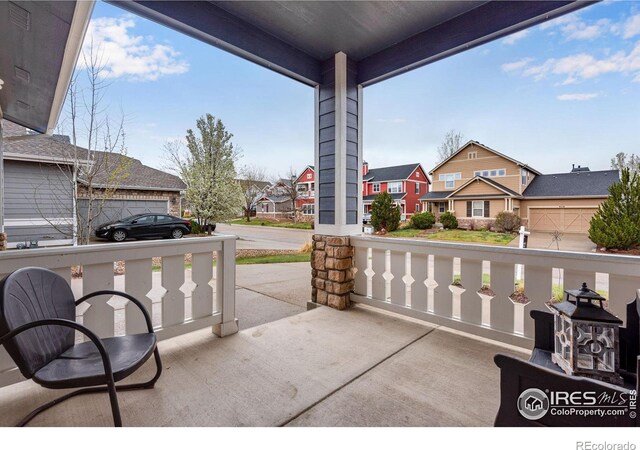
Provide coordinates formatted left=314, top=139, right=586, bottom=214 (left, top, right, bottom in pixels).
left=0, top=305, right=528, bottom=427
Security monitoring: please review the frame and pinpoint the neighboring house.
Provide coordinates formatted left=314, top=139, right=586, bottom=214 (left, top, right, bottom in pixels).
left=1, top=120, right=186, bottom=248
left=362, top=162, right=430, bottom=219
left=420, top=140, right=618, bottom=234
left=294, top=165, right=315, bottom=217
left=256, top=178, right=294, bottom=219
left=237, top=179, right=271, bottom=216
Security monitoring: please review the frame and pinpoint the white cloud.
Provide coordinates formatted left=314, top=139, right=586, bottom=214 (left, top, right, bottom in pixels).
left=539, top=13, right=611, bottom=41
left=623, top=14, right=640, bottom=39
left=501, top=57, right=534, bottom=73
left=557, top=93, right=599, bottom=101
left=509, top=41, right=640, bottom=84
left=539, top=14, right=576, bottom=31
left=502, top=29, right=530, bottom=45
left=80, top=16, right=189, bottom=81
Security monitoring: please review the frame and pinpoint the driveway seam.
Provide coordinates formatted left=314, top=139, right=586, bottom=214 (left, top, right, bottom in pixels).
left=278, top=325, right=439, bottom=427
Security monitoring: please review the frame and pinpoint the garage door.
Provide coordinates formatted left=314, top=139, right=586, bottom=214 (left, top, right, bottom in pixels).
left=78, top=199, right=168, bottom=231
left=529, top=208, right=598, bottom=233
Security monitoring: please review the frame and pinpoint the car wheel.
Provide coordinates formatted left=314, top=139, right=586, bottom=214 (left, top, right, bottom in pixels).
left=171, top=228, right=184, bottom=239
left=111, top=229, right=127, bottom=242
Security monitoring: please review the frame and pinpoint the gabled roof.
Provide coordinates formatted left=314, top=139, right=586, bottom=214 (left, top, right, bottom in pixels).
left=294, top=165, right=315, bottom=183
left=429, top=140, right=542, bottom=176
left=258, top=195, right=291, bottom=204
left=450, top=176, right=521, bottom=198
left=3, top=123, right=186, bottom=192
left=238, top=179, right=271, bottom=190
left=420, top=191, right=449, bottom=201
left=365, top=163, right=428, bottom=183
left=523, top=170, right=618, bottom=198
left=363, top=193, right=406, bottom=202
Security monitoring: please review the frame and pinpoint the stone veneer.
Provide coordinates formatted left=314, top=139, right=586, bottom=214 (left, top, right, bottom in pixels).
left=311, top=235, right=355, bottom=310
left=0, top=232, right=6, bottom=251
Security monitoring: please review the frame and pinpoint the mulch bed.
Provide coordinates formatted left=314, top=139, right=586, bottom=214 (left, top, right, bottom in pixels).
left=71, top=249, right=305, bottom=278
left=596, top=247, right=640, bottom=256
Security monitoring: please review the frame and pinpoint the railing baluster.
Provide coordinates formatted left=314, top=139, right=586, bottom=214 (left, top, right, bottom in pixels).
left=125, top=258, right=154, bottom=334
left=460, top=258, right=482, bottom=325
left=371, top=248, right=386, bottom=301
left=489, top=261, right=515, bottom=333
left=353, top=246, right=369, bottom=296
left=410, top=253, right=428, bottom=312
left=81, top=262, right=115, bottom=338
left=523, top=265, right=553, bottom=338
left=191, top=250, right=215, bottom=320
left=389, top=250, right=406, bottom=306
left=161, top=255, right=186, bottom=327
left=433, top=255, right=453, bottom=317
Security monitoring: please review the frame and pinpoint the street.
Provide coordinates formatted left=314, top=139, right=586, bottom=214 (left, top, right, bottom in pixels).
left=215, top=223, right=313, bottom=250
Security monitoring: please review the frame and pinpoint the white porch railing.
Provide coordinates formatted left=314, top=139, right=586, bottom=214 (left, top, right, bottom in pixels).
left=351, top=236, right=640, bottom=349
left=0, top=235, right=238, bottom=388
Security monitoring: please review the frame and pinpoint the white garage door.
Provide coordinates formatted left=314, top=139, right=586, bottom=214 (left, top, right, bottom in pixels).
left=79, top=199, right=168, bottom=231
left=529, top=207, right=598, bottom=233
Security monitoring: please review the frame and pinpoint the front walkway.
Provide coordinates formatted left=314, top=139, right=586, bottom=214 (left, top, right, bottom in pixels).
left=0, top=305, right=528, bottom=427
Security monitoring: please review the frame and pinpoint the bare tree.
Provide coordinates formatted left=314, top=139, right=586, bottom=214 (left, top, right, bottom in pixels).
left=611, top=152, right=640, bottom=173
left=35, top=41, right=131, bottom=245
left=238, top=164, right=268, bottom=222
left=437, top=129, right=465, bottom=163
left=277, top=166, right=299, bottom=222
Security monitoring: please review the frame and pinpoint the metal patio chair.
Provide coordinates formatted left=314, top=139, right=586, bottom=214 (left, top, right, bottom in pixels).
left=0, top=267, right=162, bottom=427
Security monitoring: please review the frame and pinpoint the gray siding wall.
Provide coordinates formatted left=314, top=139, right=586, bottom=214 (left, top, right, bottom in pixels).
left=4, top=160, right=73, bottom=219
left=6, top=225, right=72, bottom=243
left=317, top=55, right=360, bottom=225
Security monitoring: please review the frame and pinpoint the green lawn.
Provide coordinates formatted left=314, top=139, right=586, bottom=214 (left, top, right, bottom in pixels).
left=427, top=229, right=516, bottom=245
left=386, top=228, right=425, bottom=238
left=152, top=252, right=311, bottom=271
left=228, top=218, right=312, bottom=230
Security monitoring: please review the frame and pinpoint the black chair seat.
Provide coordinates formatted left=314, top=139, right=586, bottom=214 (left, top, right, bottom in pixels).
left=529, top=348, right=564, bottom=373
left=33, top=333, right=157, bottom=389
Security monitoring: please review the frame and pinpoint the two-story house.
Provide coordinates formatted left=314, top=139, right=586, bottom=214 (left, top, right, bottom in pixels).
left=256, top=178, right=294, bottom=219
left=294, top=165, right=315, bottom=217
left=362, top=162, right=430, bottom=219
left=421, top=141, right=618, bottom=234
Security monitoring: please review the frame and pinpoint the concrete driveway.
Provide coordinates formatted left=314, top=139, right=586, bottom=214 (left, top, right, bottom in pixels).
left=508, top=231, right=596, bottom=252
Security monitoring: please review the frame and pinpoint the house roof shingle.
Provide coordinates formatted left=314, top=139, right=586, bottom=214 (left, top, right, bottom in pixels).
left=365, top=163, right=422, bottom=183
left=2, top=121, right=185, bottom=191
left=523, top=170, right=618, bottom=197
left=420, top=191, right=450, bottom=200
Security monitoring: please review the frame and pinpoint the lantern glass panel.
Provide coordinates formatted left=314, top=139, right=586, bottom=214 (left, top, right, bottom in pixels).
left=554, top=315, right=573, bottom=362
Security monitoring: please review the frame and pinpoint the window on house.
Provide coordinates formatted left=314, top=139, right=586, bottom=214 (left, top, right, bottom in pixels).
left=415, top=183, right=420, bottom=194
left=388, top=182, right=402, bottom=193
left=439, top=173, right=461, bottom=189
left=311, top=183, right=315, bottom=191
left=474, top=169, right=506, bottom=177
left=415, top=203, right=420, bottom=212
left=521, top=169, right=528, bottom=185
left=416, top=172, right=420, bottom=177
left=468, top=151, right=477, bottom=159
left=472, top=201, right=484, bottom=217
left=439, top=203, right=446, bottom=213
left=306, top=173, right=312, bottom=179
left=498, top=169, right=506, bottom=176
left=302, top=204, right=315, bottom=215
left=372, top=183, right=380, bottom=193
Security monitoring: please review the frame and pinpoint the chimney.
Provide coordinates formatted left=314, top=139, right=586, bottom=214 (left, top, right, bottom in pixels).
left=572, top=164, right=575, bottom=170
left=363, top=161, right=369, bottom=176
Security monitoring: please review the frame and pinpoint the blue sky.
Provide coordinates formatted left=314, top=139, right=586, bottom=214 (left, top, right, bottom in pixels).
left=68, top=1, right=640, bottom=178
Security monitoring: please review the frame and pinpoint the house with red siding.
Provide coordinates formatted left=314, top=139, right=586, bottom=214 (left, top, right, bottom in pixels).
left=362, top=162, right=430, bottom=219
left=292, top=162, right=430, bottom=221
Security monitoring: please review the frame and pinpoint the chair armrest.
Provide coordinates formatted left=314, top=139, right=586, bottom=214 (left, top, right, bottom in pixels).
left=531, top=309, right=554, bottom=352
left=76, top=290, right=153, bottom=333
left=0, top=318, right=115, bottom=382
left=494, top=353, right=635, bottom=427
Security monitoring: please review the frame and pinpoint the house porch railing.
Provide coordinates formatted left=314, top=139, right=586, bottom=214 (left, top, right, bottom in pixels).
left=0, top=235, right=237, bottom=388
left=350, top=235, right=640, bottom=348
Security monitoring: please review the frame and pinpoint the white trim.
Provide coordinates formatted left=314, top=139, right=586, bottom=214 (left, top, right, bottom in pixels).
left=47, top=1, right=95, bottom=134
left=314, top=85, right=320, bottom=230
left=6, top=238, right=74, bottom=249
left=357, top=84, right=364, bottom=227
left=5, top=218, right=73, bottom=227
left=3, top=152, right=78, bottom=165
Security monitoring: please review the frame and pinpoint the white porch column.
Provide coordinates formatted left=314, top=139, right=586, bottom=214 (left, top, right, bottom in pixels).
left=0, top=109, right=5, bottom=249
left=314, top=52, right=362, bottom=236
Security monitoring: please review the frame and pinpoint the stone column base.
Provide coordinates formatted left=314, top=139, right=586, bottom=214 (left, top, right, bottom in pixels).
left=310, top=234, right=354, bottom=310
left=0, top=233, right=7, bottom=251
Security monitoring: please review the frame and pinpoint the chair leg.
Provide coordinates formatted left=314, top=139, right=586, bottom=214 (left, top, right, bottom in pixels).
left=16, top=349, right=162, bottom=427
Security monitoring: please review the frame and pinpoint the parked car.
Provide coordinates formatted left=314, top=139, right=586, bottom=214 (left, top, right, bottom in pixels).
left=362, top=213, right=372, bottom=224
left=95, top=214, right=192, bottom=242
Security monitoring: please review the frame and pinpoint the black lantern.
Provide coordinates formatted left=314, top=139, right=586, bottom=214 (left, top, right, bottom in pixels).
left=547, top=282, right=623, bottom=385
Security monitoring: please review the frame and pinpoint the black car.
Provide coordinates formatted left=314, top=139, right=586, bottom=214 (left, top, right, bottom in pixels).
left=95, top=214, right=193, bottom=242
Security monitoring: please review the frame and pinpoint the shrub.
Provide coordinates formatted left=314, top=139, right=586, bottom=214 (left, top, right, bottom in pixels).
left=189, top=219, right=202, bottom=234
left=440, top=212, right=458, bottom=229
left=371, top=192, right=401, bottom=232
left=410, top=211, right=436, bottom=230
left=589, top=168, right=640, bottom=249
left=494, top=211, right=521, bottom=233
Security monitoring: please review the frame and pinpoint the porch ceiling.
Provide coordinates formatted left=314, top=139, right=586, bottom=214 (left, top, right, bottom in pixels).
left=0, top=1, right=93, bottom=133
left=113, top=1, right=593, bottom=86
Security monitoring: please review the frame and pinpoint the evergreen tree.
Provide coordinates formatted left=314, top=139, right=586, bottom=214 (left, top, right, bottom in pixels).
left=589, top=168, right=640, bottom=249
left=371, top=192, right=401, bottom=232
